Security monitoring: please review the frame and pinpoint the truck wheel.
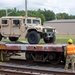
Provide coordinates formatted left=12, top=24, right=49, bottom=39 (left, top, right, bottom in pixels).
left=0, top=34, right=2, bottom=41
left=27, top=31, right=40, bottom=44
left=9, top=37, right=18, bottom=41
left=44, top=34, right=56, bottom=43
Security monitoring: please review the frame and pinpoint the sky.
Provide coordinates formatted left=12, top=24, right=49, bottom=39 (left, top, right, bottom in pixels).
left=0, top=0, right=75, bottom=15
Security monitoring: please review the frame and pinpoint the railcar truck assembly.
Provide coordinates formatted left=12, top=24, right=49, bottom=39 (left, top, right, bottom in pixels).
left=0, top=42, right=66, bottom=64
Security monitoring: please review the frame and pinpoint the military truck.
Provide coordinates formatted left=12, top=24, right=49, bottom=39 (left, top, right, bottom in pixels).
left=0, top=16, right=56, bottom=44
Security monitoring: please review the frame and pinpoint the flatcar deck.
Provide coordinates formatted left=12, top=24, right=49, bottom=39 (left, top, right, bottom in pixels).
left=0, top=42, right=66, bottom=52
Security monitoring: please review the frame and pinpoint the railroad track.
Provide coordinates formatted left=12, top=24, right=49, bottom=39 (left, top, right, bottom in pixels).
left=0, top=62, right=75, bottom=75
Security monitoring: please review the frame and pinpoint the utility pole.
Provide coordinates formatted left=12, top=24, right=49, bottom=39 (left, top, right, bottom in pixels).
left=6, top=8, right=12, bottom=16
left=25, top=0, right=27, bottom=17
left=6, top=8, right=8, bottom=16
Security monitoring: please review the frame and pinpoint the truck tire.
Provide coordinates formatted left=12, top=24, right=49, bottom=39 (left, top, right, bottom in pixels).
left=27, top=31, right=40, bottom=44
left=44, top=34, right=56, bottom=43
left=0, top=34, right=2, bottom=41
left=9, top=37, right=19, bottom=41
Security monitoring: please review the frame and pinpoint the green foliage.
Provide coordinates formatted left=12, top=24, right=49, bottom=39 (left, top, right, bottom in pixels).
left=40, top=14, right=46, bottom=25
left=17, top=10, right=25, bottom=16
left=43, top=9, right=55, bottom=21
left=0, top=8, right=75, bottom=22
left=0, top=10, right=6, bottom=17
left=56, top=13, right=69, bottom=19
left=0, top=8, right=55, bottom=23
left=68, top=15, right=75, bottom=19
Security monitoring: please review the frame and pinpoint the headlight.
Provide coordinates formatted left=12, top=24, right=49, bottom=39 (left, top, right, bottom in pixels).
left=45, top=29, right=47, bottom=32
left=53, top=29, right=55, bottom=32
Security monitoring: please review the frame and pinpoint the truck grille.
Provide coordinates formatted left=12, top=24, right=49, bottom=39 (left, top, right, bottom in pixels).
left=43, top=28, right=53, bottom=33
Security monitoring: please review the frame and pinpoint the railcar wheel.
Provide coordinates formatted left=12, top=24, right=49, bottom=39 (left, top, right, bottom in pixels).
left=3, top=54, right=10, bottom=61
left=26, top=52, right=33, bottom=61
left=0, top=51, right=10, bottom=61
left=48, top=53, right=61, bottom=64
left=9, top=37, right=19, bottom=41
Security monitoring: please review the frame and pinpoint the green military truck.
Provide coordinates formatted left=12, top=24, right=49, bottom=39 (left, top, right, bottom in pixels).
left=0, top=16, right=56, bottom=44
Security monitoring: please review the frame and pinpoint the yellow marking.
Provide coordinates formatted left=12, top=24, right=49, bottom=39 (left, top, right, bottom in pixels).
left=0, top=45, right=6, bottom=50
left=36, top=46, right=42, bottom=49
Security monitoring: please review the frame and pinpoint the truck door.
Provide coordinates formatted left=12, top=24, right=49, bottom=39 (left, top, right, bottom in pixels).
left=1, top=19, right=11, bottom=35
left=10, top=19, right=21, bottom=36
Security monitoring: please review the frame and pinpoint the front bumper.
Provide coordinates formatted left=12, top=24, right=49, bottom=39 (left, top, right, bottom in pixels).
left=43, top=32, right=55, bottom=38
left=42, top=28, right=55, bottom=38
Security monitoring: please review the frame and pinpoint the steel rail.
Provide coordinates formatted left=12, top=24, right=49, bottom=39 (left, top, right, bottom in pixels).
left=0, top=65, right=75, bottom=75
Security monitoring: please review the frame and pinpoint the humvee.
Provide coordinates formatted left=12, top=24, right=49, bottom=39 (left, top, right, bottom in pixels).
left=0, top=16, right=56, bottom=44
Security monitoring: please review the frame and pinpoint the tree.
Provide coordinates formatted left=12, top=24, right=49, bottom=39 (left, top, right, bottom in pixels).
left=39, top=14, right=46, bottom=25
left=43, top=9, right=55, bottom=21
left=56, top=13, right=69, bottom=19
left=68, top=15, right=75, bottom=19
left=0, top=10, right=6, bottom=17
left=17, top=10, right=25, bottom=16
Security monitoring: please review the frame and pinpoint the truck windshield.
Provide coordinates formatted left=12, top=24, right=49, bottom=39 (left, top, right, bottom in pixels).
left=23, top=19, right=31, bottom=24
left=23, top=19, right=40, bottom=25
left=33, top=20, right=40, bottom=24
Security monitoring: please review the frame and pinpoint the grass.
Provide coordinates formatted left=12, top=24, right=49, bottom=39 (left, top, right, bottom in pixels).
left=55, top=35, right=75, bottom=44
left=1, top=35, right=75, bottom=44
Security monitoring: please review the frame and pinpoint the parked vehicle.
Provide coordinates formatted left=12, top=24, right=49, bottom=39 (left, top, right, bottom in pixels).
left=0, top=16, right=56, bottom=44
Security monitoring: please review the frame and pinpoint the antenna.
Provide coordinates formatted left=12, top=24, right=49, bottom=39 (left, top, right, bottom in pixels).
left=25, top=0, right=27, bottom=17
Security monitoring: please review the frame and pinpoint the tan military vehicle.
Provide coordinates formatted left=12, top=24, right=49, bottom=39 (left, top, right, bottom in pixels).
left=0, top=16, right=56, bottom=44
